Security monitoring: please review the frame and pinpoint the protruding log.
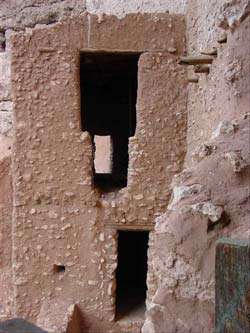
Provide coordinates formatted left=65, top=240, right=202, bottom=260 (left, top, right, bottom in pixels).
left=217, top=33, right=227, bottom=44
left=194, top=65, right=210, bottom=74
left=188, top=76, right=199, bottom=83
left=167, top=47, right=177, bottom=54
left=38, top=47, right=56, bottom=53
left=179, top=55, right=214, bottom=65
left=215, top=238, right=250, bottom=333
left=201, top=48, right=217, bottom=56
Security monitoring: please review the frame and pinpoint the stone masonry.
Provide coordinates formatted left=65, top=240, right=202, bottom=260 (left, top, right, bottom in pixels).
left=0, top=1, right=249, bottom=333
left=10, top=12, right=186, bottom=333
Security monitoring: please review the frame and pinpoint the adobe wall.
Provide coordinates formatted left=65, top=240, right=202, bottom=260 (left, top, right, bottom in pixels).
left=0, top=1, right=249, bottom=333
left=0, top=155, right=12, bottom=320
left=10, top=13, right=187, bottom=332
left=0, top=1, right=187, bottom=327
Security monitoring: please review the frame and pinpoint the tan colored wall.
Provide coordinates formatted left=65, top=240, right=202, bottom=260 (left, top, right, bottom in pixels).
left=0, top=36, right=12, bottom=317
left=10, top=13, right=187, bottom=332
left=0, top=155, right=12, bottom=320
left=0, top=1, right=249, bottom=332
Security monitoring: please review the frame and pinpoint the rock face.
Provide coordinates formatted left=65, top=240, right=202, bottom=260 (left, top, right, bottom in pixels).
left=142, top=114, right=250, bottom=332
left=0, top=1, right=249, bottom=333
left=142, top=0, right=250, bottom=331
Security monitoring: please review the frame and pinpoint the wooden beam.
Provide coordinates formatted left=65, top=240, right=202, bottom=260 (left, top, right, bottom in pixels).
left=106, top=224, right=154, bottom=231
left=188, top=76, right=199, bottom=83
left=201, top=48, right=217, bottom=56
left=179, top=55, right=214, bottom=65
left=194, top=65, right=210, bottom=74
left=217, top=33, right=227, bottom=44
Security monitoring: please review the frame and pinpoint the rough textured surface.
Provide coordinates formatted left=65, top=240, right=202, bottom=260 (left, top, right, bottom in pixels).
left=0, top=0, right=186, bottom=31
left=0, top=0, right=87, bottom=30
left=0, top=155, right=12, bottom=320
left=86, top=0, right=186, bottom=18
left=10, top=13, right=186, bottom=333
left=186, top=0, right=250, bottom=159
left=142, top=113, right=250, bottom=333
left=0, top=1, right=249, bottom=332
left=142, top=1, right=250, bottom=330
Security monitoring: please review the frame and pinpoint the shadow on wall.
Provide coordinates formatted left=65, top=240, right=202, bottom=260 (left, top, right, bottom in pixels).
left=0, top=318, right=48, bottom=333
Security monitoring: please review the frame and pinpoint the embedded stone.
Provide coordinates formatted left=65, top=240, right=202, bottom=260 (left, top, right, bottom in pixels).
left=191, top=201, right=224, bottom=222
left=225, top=151, right=247, bottom=172
left=212, top=120, right=238, bottom=138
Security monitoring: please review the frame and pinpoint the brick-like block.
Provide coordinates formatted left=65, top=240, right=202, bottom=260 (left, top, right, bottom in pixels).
left=215, top=238, right=250, bottom=333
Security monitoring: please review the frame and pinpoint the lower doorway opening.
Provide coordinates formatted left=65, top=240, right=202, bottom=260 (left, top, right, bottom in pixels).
left=115, top=230, right=149, bottom=321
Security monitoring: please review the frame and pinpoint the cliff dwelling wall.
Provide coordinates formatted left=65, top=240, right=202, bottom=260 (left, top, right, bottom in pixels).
left=9, top=11, right=187, bottom=333
left=0, top=1, right=249, bottom=333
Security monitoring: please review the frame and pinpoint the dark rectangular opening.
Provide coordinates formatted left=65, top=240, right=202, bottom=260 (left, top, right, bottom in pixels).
left=115, top=230, right=149, bottom=321
left=80, top=52, right=139, bottom=192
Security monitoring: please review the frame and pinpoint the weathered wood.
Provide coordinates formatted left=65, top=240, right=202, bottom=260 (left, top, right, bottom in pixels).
left=201, top=48, right=217, bottom=56
left=217, top=33, right=227, bottom=44
left=179, top=55, right=214, bottom=65
left=215, top=238, right=250, bottom=333
left=38, top=47, right=56, bottom=53
left=187, top=76, right=199, bottom=83
left=194, top=65, right=210, bottom=74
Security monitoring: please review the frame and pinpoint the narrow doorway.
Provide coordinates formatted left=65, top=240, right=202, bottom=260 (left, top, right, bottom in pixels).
left=115, top=230, right=149, bottom=321
left=80, top=52, right=139, bottom=192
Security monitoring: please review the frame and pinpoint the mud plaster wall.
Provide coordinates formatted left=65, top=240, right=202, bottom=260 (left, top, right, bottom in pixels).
left=0, top=156, right=12, bottom=320
left=0, top=1, right=249, bottom=332
left=10, top=13, right=187, bottom=332
left=0, top=0, right=187, bottom=327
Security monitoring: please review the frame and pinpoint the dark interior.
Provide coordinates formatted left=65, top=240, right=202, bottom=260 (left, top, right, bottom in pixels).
left=115, top=231, right=149, bottom=320
left=53, top=264, right=65, bottom=273
left=80, top=52, right=139, bottom=192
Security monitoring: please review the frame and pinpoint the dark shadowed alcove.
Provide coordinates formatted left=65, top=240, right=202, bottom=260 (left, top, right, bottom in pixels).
left=80, top=52, right=139, bottom=192
left=115, top=230, right=149, bottom=320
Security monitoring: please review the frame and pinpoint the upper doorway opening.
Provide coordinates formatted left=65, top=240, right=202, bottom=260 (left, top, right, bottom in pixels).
left=80, top=52, right=139, bottom=192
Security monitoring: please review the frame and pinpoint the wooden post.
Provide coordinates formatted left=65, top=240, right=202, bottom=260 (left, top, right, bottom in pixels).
left=201, top=48, right=217, bottom=56
left=179, top=55, right=214, bottom=65
left=217, top=33, right=227, bottom=44
left=187, top=76, right=199, bottom=83
left=194, top=65, right=210, bottom=74
left=215, top=238, right=250, bottom=333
